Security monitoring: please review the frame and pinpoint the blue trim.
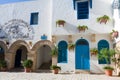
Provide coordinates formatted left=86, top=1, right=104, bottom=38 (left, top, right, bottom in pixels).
left=58, top=41, right=68, bottom=63
left=75, top=39, right=90, bottom=70
left=98, top=40, right=110, bottom=64
left=90, top=0, right=92, bottom=8
left=30, top=12, right=39, bottom=25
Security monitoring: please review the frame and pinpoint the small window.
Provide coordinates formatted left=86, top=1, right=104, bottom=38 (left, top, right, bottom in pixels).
left=30, top=12, right=39, bottom=25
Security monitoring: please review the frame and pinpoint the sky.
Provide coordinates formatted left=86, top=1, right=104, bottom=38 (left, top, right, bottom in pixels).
left=0, top=0, right=33, bottom=4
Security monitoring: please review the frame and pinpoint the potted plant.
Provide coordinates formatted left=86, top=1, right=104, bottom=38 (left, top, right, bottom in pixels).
left=50, top=65, right=61, bottom=74
left=51, top=46, right=58, bottom=65
left=22, top=59, right=33, bottom=72
left=90, top=48, right=98, bottom=56
left=98, top=48, right=115, bottom=76
left=97, top=15, right=110, bottom=24
left=56, top=20, right=66, bottom=27
left=77, top=25, right=88, bottom=32
left=0, top=60, right=7, bottom=71
left=110, top=29, right=119, bottom=39
left=68, top=43, right=75, bottom=51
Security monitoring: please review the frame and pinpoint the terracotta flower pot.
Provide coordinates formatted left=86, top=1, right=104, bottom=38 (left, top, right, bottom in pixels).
left=53, top=69, right=59, bottom=74
left=24, top=68, right=32, bottom=72
left=105, top=70, right=113, bottom=76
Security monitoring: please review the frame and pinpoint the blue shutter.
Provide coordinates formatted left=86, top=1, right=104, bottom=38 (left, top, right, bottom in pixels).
left=30, top=12, right=39, bottom=25
left=58, top=41, right=68, bottom=63
left=90, top=0, right=92, bottom=8
left=77, top=1, right=89, bottom=19
left=73, top=0, right=76, bottom=9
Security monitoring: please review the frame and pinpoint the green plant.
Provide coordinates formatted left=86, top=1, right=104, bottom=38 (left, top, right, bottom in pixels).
left=50, top=65, right=61, bottom=70
left=98, top=48, right=115, bottom=76
left=90, top=48, right=98, bottom=56
left=110, top=29, right=119, bottom=39
left=97, top=15, right=110, bottom=24
left=51, top=46, right=58, bottom=56
left=103, top=66, right=114, bottom=70
left=22, top=59, right=33, bottom=68
left=0, top=60, right=7, bottom=68
left=68, top=43, right=75, bottom=50
left=77, top=25, right=88, bottom=32
left=98, top=48, right=115, bottom=64
left=56, top=20, right=66, bottom=27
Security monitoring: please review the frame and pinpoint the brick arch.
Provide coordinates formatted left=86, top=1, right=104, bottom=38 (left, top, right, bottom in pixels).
left=0, top=41, right=8, bottom=53
left=8, top=40, right=30, bottom=53
left=32, top=40, right=55, bottom=51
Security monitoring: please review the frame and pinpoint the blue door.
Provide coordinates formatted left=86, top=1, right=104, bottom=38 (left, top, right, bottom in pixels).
left=98, top=40, right=109, bottom=64
left=58, top=41, right=68, bottom=63
left=75, top=39, right=90, bottom=70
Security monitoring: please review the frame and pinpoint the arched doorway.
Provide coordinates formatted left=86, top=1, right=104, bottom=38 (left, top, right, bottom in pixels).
left=58, top=41, right=68, bottom=63
left=37, top=45, right=52, bottom=70
left=75, top=39, right=90, bottom=70
left=98, top=39, right=109, bottom=64
left=14, top=45, right=27, bottom=68
left=0, top=46, right=5, bottom=60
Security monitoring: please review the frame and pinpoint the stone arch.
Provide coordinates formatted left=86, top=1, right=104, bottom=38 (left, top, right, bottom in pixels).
left=0, top=40, right=8, bottom=53
left=7, top=40, right=31, bottom=69
left=32, top=40, right=55, bottom=70
left=0, top=41, right=8, bottom=60
left=32, top=40, right=55, bottom=51
left=8, top=40, right=30, bottom=53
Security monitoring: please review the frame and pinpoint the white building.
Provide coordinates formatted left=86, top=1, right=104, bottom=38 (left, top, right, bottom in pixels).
left=0, top=0, right=116, bottom=73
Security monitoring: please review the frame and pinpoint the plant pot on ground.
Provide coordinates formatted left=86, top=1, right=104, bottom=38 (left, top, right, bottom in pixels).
left=98, top=48, right=115, bottom=76
left=22, top=59, right=33, bottom=72
left=50, top=65, right=61, bottom=74
left=0, top=60, right=7, bottom=71
left=103, top=66, right=114, bottom=76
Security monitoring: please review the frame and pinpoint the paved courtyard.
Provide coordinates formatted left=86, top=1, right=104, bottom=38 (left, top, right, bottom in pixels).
left=0, top=71, right=120, bottom=80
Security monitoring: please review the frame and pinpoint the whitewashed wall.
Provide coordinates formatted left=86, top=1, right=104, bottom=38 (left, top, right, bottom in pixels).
left=52, top=0, right=114, bottom=73
left=0, top=0, right=52, bottom=44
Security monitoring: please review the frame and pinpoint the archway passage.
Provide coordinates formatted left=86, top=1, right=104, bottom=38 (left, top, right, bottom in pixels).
left=75, top=39, right=90, bottom=70
left=37, top=45, right=52, bottom=70
left=14, top=45, right=27, bottom=68
left=0, top=46, right=5, bottom=60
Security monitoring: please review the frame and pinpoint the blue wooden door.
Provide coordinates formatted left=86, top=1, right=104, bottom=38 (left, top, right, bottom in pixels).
left=98, top=40, right=109, bottom=64
left=58, top=41, right=67, bottom=63
left=75, top=39, right=90, bottom=70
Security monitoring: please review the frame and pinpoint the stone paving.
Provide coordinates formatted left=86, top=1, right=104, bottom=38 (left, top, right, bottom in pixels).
left=0, top=72, right=120, bottom=80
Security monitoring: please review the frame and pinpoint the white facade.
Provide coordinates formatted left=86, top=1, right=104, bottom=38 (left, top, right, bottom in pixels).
left=0, top=0, right=116, bottom=73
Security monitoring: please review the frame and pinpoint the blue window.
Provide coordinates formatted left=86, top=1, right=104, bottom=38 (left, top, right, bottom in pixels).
left=58, top=41, right=68, bottom=63
left=98, top=40, right=110, bottom=64
left=30, top=12, right=39, bottom=25
left=77, top=1, right=89, bottom=19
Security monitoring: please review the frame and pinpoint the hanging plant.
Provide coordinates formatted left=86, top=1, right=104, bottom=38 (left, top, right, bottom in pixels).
left=90, top=48, right=98, bottom=56
left=77, top=25, right=88, bottom=32
left=56, top=20, right=66, bottom=27
left=110, top=29, right=119, bottom=39
left=68, top=43, right=75, bottom=51
left=97, top=15, right=110, bottom=24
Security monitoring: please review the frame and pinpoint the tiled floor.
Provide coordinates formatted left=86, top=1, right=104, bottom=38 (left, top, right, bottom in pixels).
left=0, top=72, right=120, bottom=80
